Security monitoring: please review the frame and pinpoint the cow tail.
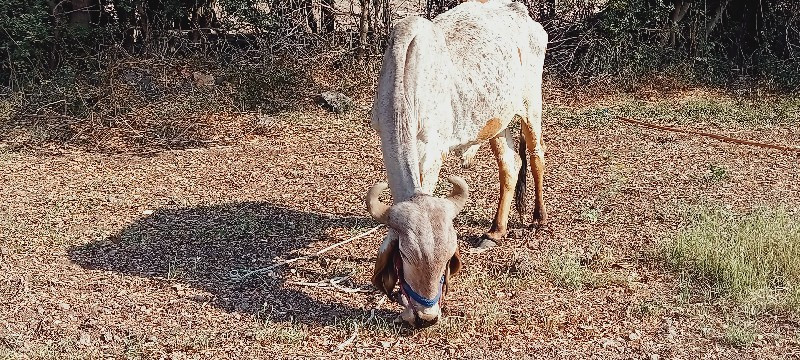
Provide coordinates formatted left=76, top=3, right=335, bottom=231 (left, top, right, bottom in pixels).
left=514, top=135, right=527, bottom=215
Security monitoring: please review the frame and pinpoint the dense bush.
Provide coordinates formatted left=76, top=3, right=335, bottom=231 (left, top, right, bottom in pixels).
left=547, top=0, right=673, bottom=80
left=0, top=0, right=796, bottom=153
left=545, top=0, right=800, bottom=90
left=0, top=0, right=52, bottom=86
left=1, top=1, right=798, bottom=91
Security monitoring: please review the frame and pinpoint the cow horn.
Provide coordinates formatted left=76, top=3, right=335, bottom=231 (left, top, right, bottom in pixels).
left=366, top=182, right=390, bottom=224
left=446, top=176, right=469, bottom=213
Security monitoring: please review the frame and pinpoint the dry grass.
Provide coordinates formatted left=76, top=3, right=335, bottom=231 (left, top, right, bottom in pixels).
left=546, top=89, right=800, bottom=133
left=546, top=248, right=636, bottom=291
left=664, top=206, right=800, bottom=313
left=2, top=88, right=800, bottom=357
left=613, top=92, right=800, bottom=128
left=1, top=53, right=377, bottom=154
left=252, top=317, right=308, bottom=345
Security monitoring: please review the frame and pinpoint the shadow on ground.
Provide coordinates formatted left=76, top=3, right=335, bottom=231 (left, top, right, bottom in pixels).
left=68, top=202, right=389, bottom=326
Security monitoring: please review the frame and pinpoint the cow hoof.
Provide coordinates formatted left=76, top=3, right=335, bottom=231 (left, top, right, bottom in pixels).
left=533, top=205, right=547, bottom=225
left=528, top=219, right=551, bottom=236
left=475, top=235, right=499, bottom=249
left=530, top=219, right=548, bottom=229
left=532, top=210, right=548, bottom=228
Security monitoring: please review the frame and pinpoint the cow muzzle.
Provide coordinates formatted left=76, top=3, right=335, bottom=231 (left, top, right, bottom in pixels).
left=394, top=304, right=441, bottom=329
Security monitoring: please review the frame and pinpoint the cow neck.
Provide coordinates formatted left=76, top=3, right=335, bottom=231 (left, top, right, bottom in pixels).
left=379, top=118, right=423, bottom=202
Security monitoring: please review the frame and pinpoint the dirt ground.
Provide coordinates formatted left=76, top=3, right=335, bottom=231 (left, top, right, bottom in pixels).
left=1, top=90, right=799, bottom=359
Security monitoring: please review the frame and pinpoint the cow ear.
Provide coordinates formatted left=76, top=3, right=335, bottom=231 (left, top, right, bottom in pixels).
left=444, top=245, right=462, bottom=296
left=372, top=234, right=399, bottom=295
left=448, top=245, right=463, bottom=277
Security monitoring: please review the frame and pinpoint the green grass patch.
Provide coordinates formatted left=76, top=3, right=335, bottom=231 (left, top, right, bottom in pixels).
left=458, top=268, right=528, bottom=292
left=547, top=92, right=800, bottom=129
left=421, top=302, right=512, bottom=338
left=615, top=94, right=800, bottom=128
left=580, top=207, right=600, bottom=223
left=663, top=206, right=800, bottom=313
left=252, top=318, right=308, bottom=345
left=705, top=164, right=728, bottom=182
left=546, top=246, right=633, bottom=290
left=546, top=252, right=594, bottom=289
left=546, top=105, right=613, bottom=129
left=723, top=322, right=758, bottom=348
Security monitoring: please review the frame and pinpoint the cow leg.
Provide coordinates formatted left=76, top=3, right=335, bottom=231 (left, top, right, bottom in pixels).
left=478, top=129, right=520, bottom=248
left=521, top=120, right=547, bottom=226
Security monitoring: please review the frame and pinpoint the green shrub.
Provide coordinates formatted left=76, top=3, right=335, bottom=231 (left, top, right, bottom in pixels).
left=0, top=0, right=51, bottom=85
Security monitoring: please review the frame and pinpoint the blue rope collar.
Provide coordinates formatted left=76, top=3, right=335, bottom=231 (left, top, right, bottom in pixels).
left=401, top=275, right=445, bottom=308
left=393, top=251, right=446, bottom=309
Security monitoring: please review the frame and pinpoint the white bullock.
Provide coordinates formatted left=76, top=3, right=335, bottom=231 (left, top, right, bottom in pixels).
left=365, top=0, right=548, bottom=327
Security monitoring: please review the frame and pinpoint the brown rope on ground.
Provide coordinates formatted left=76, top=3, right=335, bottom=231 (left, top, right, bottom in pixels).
left=616, top=115, right=800, bottom=153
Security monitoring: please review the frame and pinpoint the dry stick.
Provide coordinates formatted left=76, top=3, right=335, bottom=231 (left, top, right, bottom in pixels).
left=336, top=324, right=359, bottom=352
left=288, top=280, right=329, bottom=288
left=366, top=296, right=387, bottom=325
left=616, top=115, right=800, bottom=153
left=329, top=276, right=371, bottom=293
left=288, top=276, right=371, bottom=294
left=230, top=225, right=384, bottom=281
left=34, top=99, right=67, bottom=114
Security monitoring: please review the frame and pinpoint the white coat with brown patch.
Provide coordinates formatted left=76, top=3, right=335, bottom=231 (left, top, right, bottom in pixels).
left=366, top=0, right=548, bottom=327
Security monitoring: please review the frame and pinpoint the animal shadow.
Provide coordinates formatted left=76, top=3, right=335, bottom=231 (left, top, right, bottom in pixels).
left=68, top=201, right=387, bottom=326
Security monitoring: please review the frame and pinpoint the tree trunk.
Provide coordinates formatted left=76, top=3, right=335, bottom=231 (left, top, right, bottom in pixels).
left=704, top=0, right=732, bottom=43
left=138, top=1, right=150, bottom=46
left=546, top=0, right=556, bottom=20
left=307, top=0, right=321, bottom=33
left=46, top=0, right=66, bottom=69
left=191, top=6, right=201, bottom=42
left=664, top=0, right=692, bottom=47
left=69, top=0, right=94, bottom=29
left=357, top=0, right=370, bottom=60
left=321, top=0, right=335, bottom=33
left=114, top=0, right=137, bottom=50
left=372, top=0, right=390, bottom=45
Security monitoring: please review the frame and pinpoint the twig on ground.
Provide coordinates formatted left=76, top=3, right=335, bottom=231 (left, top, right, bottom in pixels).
left=465, top=246, right=492, bottom=255
left=315, top=150, right=367, bottom=156
left=287, top=275, right=371, bottom=293
left=616, top=115, right=800, bottom=153
left=229, top=225, right=383, bottom=281
left=288, top=280, right=329, bottom=288
left=335, top=324, right=359, bottom=352
left=329, top=276, right=371, bottom=293
left=366, top=295, right=387, bottom=325
left=34, top=99, right=66, bottom=114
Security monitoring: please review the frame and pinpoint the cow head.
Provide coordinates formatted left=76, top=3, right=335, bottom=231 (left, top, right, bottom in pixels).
left=366, top=176, right=467, bottom=328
